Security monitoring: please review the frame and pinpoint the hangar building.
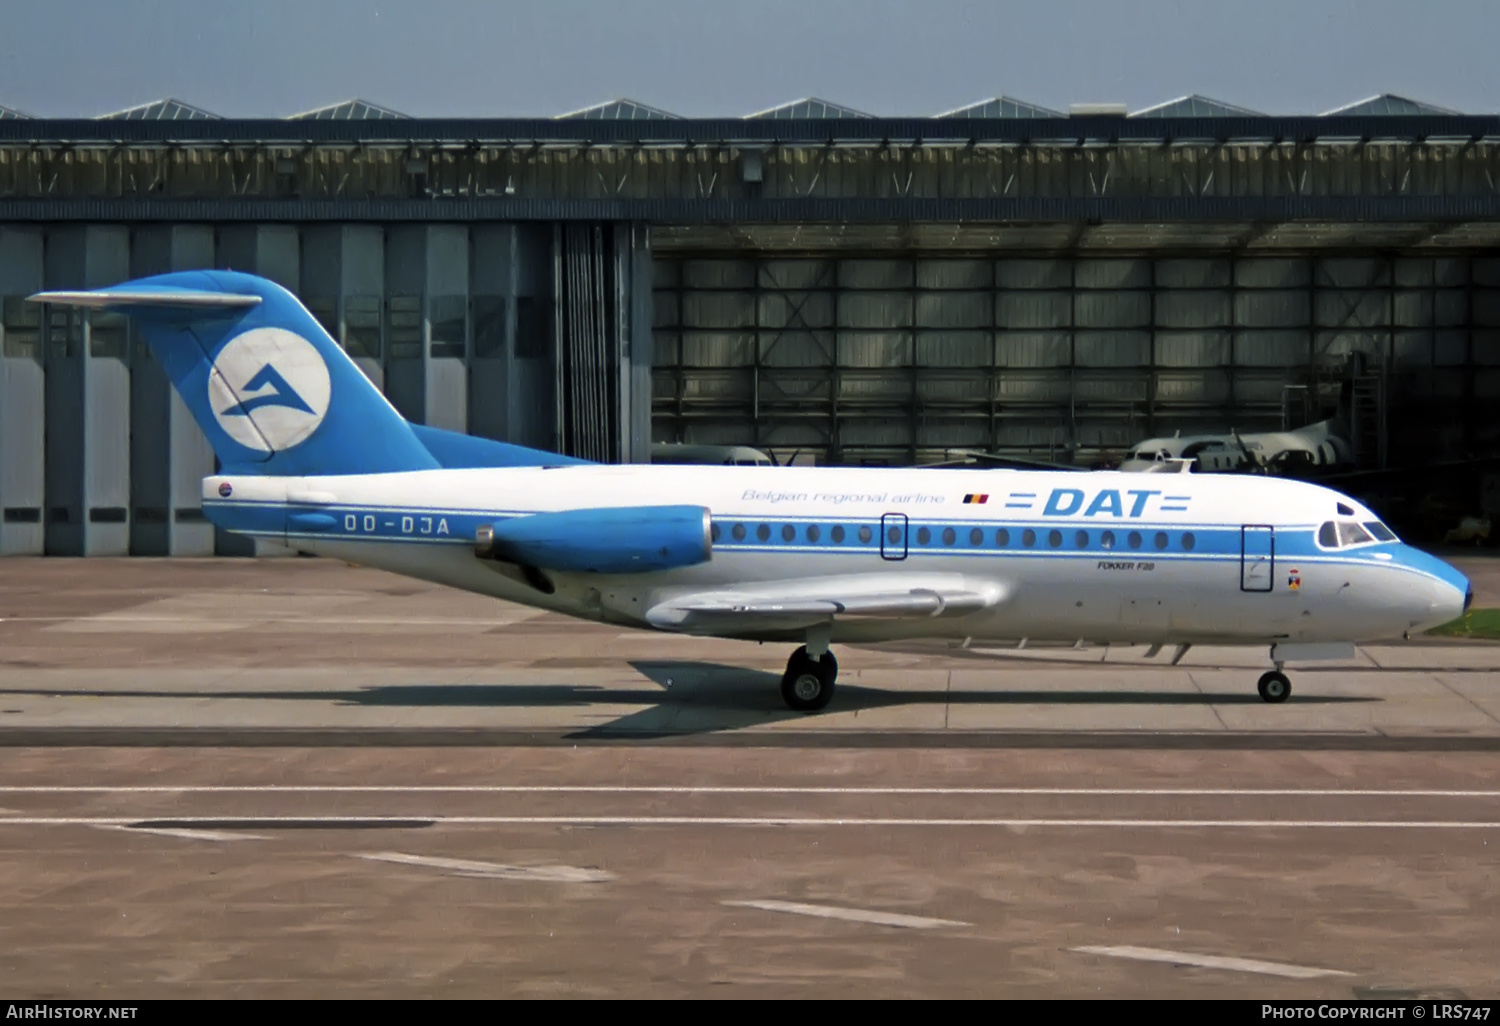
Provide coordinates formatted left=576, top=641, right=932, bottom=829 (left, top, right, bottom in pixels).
left=1, top=93, right=1498, bottom=555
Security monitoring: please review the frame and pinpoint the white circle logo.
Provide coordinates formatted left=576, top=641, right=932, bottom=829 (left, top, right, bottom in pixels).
left=207, top=328, right=332, bottom=453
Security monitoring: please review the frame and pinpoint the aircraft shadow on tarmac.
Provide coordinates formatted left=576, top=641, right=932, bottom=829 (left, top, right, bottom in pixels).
left=0, top=661, right=1377, bottom=738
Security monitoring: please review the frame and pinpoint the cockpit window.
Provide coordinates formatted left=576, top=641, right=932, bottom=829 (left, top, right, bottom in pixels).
left=1321, top=520, right=1381, bottom=548
left=1364, top=521, right=1398, bottom=542
left=1336, top=522, right=1374, bottom=547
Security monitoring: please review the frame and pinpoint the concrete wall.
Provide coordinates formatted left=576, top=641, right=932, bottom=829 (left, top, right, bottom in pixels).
left=0, top=228, right=43, bottom=554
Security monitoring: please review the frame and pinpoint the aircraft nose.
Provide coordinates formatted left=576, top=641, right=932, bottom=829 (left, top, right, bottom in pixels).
left=1393, top=545, right=1469, bottom=631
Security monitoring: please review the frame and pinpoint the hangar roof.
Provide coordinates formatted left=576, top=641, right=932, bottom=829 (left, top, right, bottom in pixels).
left=288, top=99, right=408, bottom=120
left=747, top=97, right=872, bottom=119
left=5, top=90, right=1500, bottom=233
left=557, top=99, right=681, bottom=120
left=1131, top=95, right=1264, bottom=117
left=1321, top=93, right=1461, bottom=116
left=98, top=98, right=220, bottom=120
left=937, top=96, right=1063, bottom=118
left=1, top=91, right=1480, bottom=127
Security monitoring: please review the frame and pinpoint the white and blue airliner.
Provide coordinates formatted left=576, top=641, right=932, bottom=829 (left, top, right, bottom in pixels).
left=33, top=272, right=1473, bottom=711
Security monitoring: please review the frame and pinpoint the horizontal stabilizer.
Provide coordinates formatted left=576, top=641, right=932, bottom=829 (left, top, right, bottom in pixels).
left=29, top=289, right=262, bottom=310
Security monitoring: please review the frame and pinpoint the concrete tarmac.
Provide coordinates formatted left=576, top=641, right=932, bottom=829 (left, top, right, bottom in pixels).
left=0, top=557, right=1496, bottom=998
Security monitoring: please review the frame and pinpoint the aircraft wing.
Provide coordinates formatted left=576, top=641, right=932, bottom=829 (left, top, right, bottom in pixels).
left=645, top=574, right=1004, bottom=633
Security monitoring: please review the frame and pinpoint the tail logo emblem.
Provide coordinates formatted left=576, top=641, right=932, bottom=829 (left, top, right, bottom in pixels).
left=207, top=327, right=332, bottom=454
left=220, top=365, right=316, bottom=418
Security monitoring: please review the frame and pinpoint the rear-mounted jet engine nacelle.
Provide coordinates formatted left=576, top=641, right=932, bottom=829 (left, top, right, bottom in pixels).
left=474, top=505, right=712, bottom=574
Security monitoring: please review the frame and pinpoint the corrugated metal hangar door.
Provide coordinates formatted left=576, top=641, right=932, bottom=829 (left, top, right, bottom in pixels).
left=651, top=252, right=1491, bottom=468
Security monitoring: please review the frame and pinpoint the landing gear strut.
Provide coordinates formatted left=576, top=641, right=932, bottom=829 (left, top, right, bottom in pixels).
left=781, top=646, right=838, bottom=712
left=1257, top=669, right=1292, bottom=703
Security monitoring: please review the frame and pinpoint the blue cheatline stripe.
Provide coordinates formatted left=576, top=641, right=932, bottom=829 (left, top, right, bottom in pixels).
left=203, top=498, right=1457, bottom=586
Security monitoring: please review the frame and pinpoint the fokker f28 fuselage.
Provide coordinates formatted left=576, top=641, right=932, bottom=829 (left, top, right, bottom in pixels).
left=32, top=271, right=1471, bottom=712
left=204, top=464, right=1468, bottom=649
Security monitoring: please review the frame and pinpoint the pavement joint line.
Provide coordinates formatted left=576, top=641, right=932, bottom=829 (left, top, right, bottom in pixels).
left=1, top=786, right=1498, bottom=796
left=354, top=851, right=614, bottom=882
left=95, top=824, right=267, bottom=842
left=724, top=899, right=969, bottom=930
left=15, top=616, right=540, bottom=626
left=1431, top=673, right=1500, bottom=728
left=1071, top=945, right=1352, bottom=979
left=2, top=816, right=1499, bottom=828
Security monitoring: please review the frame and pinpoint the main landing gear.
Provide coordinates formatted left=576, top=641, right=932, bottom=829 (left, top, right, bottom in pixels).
left=1257, top=668, right=1292, bottom=704
left=781, top=646, right=838, bottom=712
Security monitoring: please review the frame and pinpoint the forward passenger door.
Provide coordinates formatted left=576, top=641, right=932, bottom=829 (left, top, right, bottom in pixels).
left=1240, top=525, right=1274, bottom=592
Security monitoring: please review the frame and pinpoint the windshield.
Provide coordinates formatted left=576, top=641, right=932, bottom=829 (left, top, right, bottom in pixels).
left=1337, top=521, right=1374, bottom=546
left=1318, top=520, right=1387, bottom=548
left=1364, top=521, right=1398, bottom=542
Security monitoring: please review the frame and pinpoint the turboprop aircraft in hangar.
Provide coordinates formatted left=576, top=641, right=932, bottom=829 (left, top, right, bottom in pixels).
left=32, top=272, right=1473, bottom=711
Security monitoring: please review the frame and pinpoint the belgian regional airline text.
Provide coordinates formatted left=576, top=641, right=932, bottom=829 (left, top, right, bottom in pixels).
left=741, top=487, right=1185, bottom=518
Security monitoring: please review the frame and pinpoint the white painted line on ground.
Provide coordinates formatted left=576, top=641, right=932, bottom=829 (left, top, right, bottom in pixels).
left=355, top=851, right=613, bottom=882
left=1073, top=945, right=1352, bottom=979
left=1, top=786, right=1497, bottom=797
left=4, top=815, right=1499, bottom=829
left=725, top=899, right=969, bottom=930
left=96, top=824, right=266, bottom=842
left=19, top=616, right=538, bottom=626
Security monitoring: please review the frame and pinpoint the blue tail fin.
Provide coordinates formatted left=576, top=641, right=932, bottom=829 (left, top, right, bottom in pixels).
left=31, top=271, right=439, bottom=477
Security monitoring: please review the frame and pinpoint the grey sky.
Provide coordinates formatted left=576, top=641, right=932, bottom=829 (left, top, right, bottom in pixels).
left=0, top=0, right=1495, bottom=118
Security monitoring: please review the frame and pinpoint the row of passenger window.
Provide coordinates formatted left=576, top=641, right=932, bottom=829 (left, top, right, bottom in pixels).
left=710, top=521, right=1198, bottom=552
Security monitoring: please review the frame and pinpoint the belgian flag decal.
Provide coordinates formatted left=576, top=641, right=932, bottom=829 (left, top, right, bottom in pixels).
left=963, top=494, right=989, bottom=504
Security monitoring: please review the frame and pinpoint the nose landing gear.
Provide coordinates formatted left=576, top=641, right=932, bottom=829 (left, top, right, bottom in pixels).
left=1257, top=669, right=1292, bottom=703
left=780, top=646, right=838, bottom=712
